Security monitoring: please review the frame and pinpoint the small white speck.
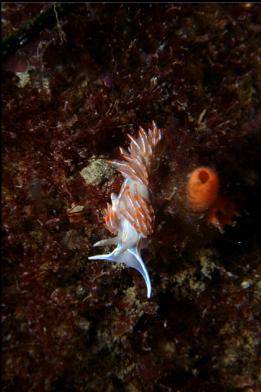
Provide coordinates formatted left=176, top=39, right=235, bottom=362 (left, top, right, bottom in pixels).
left=241, top=279, right=252, bottom=289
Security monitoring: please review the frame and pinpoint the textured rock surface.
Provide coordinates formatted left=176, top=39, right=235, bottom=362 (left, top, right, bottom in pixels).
left=2, top=4, right=261, bottom=391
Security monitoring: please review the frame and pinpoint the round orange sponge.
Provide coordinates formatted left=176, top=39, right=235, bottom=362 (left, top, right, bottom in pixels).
left=186, top=167, right=219, bottom=212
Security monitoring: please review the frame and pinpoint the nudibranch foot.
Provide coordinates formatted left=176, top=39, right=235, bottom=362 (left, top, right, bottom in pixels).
left=88, top=246, right=152, bottom=298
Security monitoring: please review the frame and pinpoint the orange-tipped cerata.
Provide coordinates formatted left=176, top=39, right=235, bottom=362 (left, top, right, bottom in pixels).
left=186, top=167, right=219, bottom=212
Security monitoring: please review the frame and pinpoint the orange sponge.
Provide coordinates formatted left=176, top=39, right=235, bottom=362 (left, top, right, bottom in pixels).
left=186, top=167, right=219, bottom=212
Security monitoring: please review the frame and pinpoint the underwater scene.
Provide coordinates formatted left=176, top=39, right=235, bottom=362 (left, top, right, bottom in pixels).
left=2, top=3, right=261, bottom=392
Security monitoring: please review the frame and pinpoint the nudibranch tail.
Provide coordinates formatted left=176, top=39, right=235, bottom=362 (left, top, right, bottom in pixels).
left=88, top=246, right=152, bottom=298
left=88, top=122, right=163, bottom=298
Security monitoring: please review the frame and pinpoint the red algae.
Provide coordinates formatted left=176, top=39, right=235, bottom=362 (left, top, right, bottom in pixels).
left=2, top=3, right=261, bottom=392
left=208, top=196, right=238, bottom=233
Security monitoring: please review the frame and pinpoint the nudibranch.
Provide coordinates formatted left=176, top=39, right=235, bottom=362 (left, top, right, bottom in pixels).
left=88, top=122, right=163, bottom=298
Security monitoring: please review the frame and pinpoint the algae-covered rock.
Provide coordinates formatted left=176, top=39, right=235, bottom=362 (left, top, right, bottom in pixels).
left=80, top=158, right=115, bottom=186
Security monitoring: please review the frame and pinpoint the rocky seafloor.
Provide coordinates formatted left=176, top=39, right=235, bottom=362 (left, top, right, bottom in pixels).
left=2, top=3, right=261, bottom=392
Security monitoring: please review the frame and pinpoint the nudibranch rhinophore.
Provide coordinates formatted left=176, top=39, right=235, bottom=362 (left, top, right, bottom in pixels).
left=88, top=122, right=163, bottom=298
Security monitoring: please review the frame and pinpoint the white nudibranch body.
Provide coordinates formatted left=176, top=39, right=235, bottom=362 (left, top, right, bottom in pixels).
left=88, top=122, right=163, bottom=298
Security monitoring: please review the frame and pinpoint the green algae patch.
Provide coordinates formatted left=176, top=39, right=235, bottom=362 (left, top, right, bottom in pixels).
left=80, top=158, right=115, bottom=186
